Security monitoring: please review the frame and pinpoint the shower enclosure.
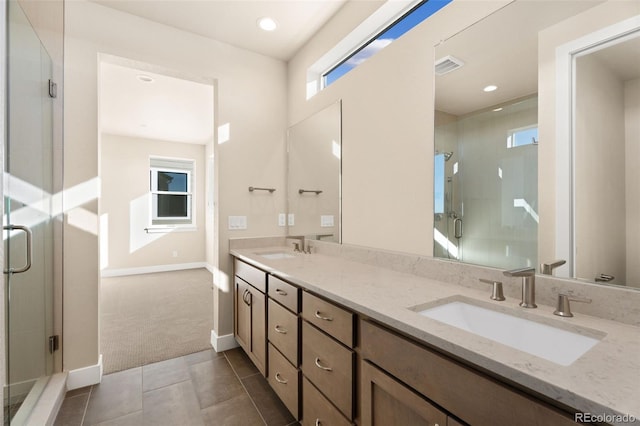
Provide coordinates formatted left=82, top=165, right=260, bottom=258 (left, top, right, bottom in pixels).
left=434, top=96, right=539, bottom=270
left=4, top=1, right=59, bottom=422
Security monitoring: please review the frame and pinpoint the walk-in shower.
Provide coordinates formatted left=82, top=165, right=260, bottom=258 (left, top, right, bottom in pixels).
left=4, top=1, right=61, bottom=423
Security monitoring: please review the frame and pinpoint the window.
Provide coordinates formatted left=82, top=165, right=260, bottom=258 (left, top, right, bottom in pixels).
left=150, top=157, right=195, bottom=227
left=507, top=125, right=538, bottom=148
left=322, top=0, right=452, bottom=87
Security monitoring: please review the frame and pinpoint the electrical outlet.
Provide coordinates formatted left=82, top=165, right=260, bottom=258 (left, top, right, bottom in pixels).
left=172, top=250, right=178, bottom=258
left=288, top=213, right=295, bottom=226
left=278, top=213, right=286, bottom=227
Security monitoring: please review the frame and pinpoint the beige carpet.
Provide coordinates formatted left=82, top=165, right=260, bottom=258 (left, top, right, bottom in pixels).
left=100, top=268, right=214, bottom=374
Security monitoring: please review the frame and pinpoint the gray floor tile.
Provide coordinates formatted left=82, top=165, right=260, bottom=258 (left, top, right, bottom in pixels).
left=142, top=356, right=190, bottom=392
left=184, top=349, right=222, bottom=366
left=143, top=380, right=204, bottom=426
left=189, top=357, right=246, bottom=409
left=53, top=393, right=89, bottom=426
left=200, top=393, right=264, bottom=426
left=242, top=374, right=294, bottom=426
left=93, top=411, right=143, bottom=426
left=83, top=368, right=143, bottom=425
left=224, top=348, right=259, bottom=379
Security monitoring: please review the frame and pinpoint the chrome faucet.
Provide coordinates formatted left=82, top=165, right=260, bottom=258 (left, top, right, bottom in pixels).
left=503, top=267, right=537, bottom=308
left=540, top=259, right=566, bottom=275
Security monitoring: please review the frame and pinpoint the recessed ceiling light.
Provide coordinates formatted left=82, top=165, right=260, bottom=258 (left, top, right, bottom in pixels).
left=137, top=74, right=154, bottom=83
left=483, top=85, right=498, bottom=92
left=258, top=17, right=277, bottom=32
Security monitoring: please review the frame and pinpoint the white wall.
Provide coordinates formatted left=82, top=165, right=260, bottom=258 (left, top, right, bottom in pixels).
left=65, top=0, right=287, bottom=372
left=100, top=134, right=206, bottom=273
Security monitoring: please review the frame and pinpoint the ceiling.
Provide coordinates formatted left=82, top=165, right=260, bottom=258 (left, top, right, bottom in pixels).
left=99, top=62, right=215, bottom=144
left=92, top=0, right=347, bottom=61
left=95, top=0, right=350, bottom=144
left=434, top=1, right=605, bottom=117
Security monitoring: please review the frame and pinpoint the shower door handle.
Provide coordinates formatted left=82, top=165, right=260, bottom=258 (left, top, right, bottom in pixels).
left=453, top=218, right=463, bottom=239
left=3, top=225, right=33, bottom=274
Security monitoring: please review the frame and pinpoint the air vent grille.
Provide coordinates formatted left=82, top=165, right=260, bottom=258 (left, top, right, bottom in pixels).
left=435, top=55, right=464, bottom=76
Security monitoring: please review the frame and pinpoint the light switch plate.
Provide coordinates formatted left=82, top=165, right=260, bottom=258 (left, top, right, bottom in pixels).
left=320, top=215, right=334, bottom=227
left=228, top=216, right=247, bottom=230
left=278, top=213, right=286, bottom=227
left=288, top=213, right=295, bottom=226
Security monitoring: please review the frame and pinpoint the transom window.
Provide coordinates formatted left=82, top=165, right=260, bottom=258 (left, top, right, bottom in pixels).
left=150, top=157, right=195, bottom=227
left=322, top=0, right=452, bottom=88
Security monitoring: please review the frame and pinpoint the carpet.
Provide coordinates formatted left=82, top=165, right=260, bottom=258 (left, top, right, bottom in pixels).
left=100, top=268, right=214, bottom=374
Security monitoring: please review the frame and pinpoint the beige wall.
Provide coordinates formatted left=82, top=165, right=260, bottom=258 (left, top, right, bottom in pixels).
left=625, top=78, right=640, bottom=287
left=100, top=134, right=206, bottom=272
left=574, top=54, right=626, bottom=284
left=288, top=0, right=511, bottom=256
left=65, top=0, right=287, bottom=371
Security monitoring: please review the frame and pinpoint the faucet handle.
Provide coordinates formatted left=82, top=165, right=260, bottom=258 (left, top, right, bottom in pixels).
left=503, top=267, right=536, bottom=277
left=292, top=242, right=301, bottom=252
left=540, top=259, right=566, bottom=275
left=554, top=293, right=592, bottom=317
left=479, top=279, right=505, bottom=301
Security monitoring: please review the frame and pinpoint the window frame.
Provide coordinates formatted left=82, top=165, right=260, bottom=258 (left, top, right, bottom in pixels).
left=148, top=158, right=196, bottom=229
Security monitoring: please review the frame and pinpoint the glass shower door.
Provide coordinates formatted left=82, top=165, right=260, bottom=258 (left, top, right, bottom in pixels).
left=4, top=0, right=56, bottom=422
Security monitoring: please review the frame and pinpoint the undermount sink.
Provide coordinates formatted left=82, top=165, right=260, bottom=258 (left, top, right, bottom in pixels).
left=256, top=251, right=296, bottom=260
left=412, top=298, right=602, bottom=366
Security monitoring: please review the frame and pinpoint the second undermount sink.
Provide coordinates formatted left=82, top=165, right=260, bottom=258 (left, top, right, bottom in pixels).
left=256, top=251, right=296, bottom=260
left=412, top=298, right=603, bottom=366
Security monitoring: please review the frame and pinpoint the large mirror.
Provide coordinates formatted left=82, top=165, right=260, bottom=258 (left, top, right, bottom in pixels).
left=433, top=0, right=640, bottom=288
left=287, top=101, right=342, bottom=243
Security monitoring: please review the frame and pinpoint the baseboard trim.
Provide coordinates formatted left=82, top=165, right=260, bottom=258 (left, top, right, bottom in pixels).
left=210, top=330, right=238, bottom=353
left=101, top=262, right=208, bottom=278
left=67, top=354, right=103, bottom=391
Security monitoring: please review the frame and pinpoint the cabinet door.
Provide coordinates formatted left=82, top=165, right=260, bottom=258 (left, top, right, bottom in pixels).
left=235, top=279, right=252, bottom=353
left=250, top=286, right=266, bottom=374
left=360, top=361, right=447, bottom=426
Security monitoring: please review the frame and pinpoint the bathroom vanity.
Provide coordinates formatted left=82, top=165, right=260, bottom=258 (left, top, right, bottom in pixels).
left=231, top=241, right=640, bottom=426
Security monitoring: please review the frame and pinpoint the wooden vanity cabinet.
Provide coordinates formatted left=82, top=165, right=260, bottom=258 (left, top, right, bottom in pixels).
left=359, top=319, right=579, bottom=426
left=234, top=259, right=267, bottom=376
left=301, top=291, right=355, bottom=424
left=266, top=274, right=301, bottom=419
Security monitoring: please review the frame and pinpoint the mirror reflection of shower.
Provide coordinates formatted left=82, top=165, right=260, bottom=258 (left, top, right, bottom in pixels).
left=434, top=95, right=538, bottom=270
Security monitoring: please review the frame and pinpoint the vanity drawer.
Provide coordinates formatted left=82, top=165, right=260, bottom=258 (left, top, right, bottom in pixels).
left=268, top=275, right=299, bottom=313
left=268, top=343, right=299, bottom=419
left=301, top=321, right=354, bottom=419
left=234, top=259, right=266, bottom=293
left=268, top=298, right=299, bottom=366
left=302, top=292, right=354, bottom=347
left=302, top=377, right=352, bottom=426
left=360, top=319, right=578, bottom=426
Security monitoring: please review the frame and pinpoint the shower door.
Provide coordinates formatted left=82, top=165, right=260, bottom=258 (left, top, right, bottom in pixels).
left=4, top=0, right=56, bottom=422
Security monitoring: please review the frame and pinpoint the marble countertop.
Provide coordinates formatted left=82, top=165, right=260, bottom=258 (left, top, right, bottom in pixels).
left=230, top=246, right=640, bottom=425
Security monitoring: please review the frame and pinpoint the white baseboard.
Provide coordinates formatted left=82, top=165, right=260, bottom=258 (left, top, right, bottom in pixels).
left=101, top=262, right=208, bottom=278
left=210, top=330, right=238, bottom=353
left=67, top=354, right=103, bottom=391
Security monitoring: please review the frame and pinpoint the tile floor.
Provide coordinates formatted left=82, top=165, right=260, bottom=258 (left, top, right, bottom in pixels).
left=54, top=348, right=297, bottom=426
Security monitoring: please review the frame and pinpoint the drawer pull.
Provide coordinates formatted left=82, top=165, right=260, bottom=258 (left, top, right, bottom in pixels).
left=315, top=420, right=322, bottom=426
left=314, top=310, right=333, bottom=321
left=314, top=357, right=333, bottom=371
left=274, top=325, right=287, bottom=334
left=275, top=288, right=288, bottom=296
left=274, top=372, right=288, bottom=384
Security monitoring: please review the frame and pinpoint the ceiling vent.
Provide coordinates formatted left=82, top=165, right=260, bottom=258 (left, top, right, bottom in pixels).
left=435, top=55, right=464, bottom=76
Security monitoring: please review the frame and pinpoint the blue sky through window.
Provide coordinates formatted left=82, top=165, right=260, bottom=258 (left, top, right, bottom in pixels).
left=324, top=0, right=453, bottom=86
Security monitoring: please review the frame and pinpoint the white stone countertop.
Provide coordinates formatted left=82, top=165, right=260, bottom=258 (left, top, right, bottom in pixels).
left=230, top=246, right=640, bottom=425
